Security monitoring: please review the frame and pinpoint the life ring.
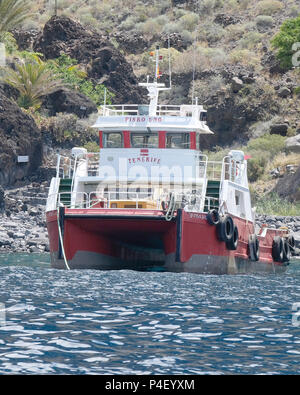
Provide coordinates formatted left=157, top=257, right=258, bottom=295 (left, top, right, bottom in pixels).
left=272, top=236, right=284, bottom=262
left=217, top=215, right=234, bottom=242
left=226, top=225, right=239, bottom=250
left=249, top=233, right=260, bottom=261
left=287, top=235, right=295, bottom=255
left=206, top=209, right=219, bottom=226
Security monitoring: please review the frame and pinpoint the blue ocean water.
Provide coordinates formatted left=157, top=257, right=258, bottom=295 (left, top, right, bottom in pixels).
left=0, top=254, right=299, bottom=375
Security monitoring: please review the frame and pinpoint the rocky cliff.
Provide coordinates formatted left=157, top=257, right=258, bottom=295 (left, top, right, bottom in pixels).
left=0, top=91, right=42, bottom=187
left=33, top=16, right=147, bottom=104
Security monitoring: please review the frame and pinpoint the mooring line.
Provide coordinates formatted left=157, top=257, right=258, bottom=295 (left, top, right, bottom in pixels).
left=57, top=207, right=70, bottom=271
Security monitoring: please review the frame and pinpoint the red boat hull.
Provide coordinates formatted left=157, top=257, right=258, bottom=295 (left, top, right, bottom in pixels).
left=46, top=208, right=288, bottom=274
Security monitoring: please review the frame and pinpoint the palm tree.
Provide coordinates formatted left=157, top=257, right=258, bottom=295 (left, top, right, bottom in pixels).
left=0, top=0, right=32, bottom=38
left=1, top=55, right=63, bottom=109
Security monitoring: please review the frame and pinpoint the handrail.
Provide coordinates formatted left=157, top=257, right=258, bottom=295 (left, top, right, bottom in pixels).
left=71, top=155, right=78, bottom=192
left=88, top=190, right=156, bottom=209
left=98, top=103, right=205, bottom=118
left=47, top=188, right=220, bottom=213
left=55, top=154, right=76, bottom=179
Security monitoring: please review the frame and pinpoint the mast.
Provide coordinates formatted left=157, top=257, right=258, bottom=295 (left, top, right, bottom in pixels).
left=139, top=46, right=171, bottom=116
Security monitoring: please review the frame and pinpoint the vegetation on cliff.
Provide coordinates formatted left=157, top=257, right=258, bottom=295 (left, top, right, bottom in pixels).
left=272, top=14, right=300, bottom=69
left=0, top=0, right=299, bottom=209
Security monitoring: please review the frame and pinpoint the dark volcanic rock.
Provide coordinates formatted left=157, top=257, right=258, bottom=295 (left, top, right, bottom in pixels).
left=34, top=16, right=147, bottom=104
left=161, top=32, right=188, bottom=51
left=261, top=50, right=286, bottom=74
left=113, top=32, right=150, bottom=54
left=11, top=29, right=40, bottom=51
left=33, top=16, right=91, bottom=59
left=274, top=166, right=300, bottom=202
left=214, top=13, right=241, bottom=27
left=42, top=87, right=98, bottom=118
left=0, top=83, right=19, bottom=101
left=0, top=92, right=42, bottom=186
left=270, top=123, right=289, bottom=135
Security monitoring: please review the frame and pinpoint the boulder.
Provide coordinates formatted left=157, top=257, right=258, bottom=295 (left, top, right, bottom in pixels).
left=34, top=16, right=147, bottom=104
left=277, top=87, right=291, bottom=98
left=274, top=166, right=300, bottom=202
left=285, top=134, right=300, bottom=153
left=261, top=51, right=286, bottom=74
left=0, top=185, right=4, bottom=212
left=231, top=77, right=243, bottom=93
left=214, top=14, right=241, bottom=27
left=42, top=87, right=98, bottom=117
left=0, top=92, right=43, bottom=187
left=161, top=32, right=188, bottom=51
left=11, top=29, right=40, bottom=51
left=293, top=232, right=300, bottom=249
left=270, top=123, right=289, bottom=135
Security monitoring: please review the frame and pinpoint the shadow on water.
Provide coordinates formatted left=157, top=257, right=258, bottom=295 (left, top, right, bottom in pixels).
left=0, top=253, right=51, bottom=268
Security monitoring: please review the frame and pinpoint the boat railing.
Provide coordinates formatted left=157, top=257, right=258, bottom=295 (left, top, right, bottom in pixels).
left=221, top=156, right=244, bottom=183
left=88, top=190, right=160, bottom=209
left=99, top=104, right=204, bottom=118
left=87, top=152, right=100, bottom=177
left=49, top=189, right=220, bottom=214
left=205, top=196, right=220, bottom=212
left=197, top=154, right=208, bottom=178
left=206, top=160, right=223, bottom=181
left=56, top=154, right=76, bottom=179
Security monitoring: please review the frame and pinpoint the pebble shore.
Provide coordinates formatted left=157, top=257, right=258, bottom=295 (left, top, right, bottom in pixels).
left=0, top=183, right=299, bottom=258
left=0, top=183, right=49, bottom=254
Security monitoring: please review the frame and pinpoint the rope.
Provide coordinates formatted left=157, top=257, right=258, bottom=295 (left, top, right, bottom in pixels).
left=165, top=193, right=176, bottom=221
left=57, top=207, right=70, bottom=270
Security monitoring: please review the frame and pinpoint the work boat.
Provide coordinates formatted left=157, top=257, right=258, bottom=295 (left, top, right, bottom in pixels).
left=46, top=68, right=295, bottom=274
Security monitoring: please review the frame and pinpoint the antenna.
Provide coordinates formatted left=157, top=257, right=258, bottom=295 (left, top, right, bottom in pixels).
left=103, top=87, right=107, bottom=115
left=154, top=45, right=160, bottom=83
left=191, top=43, right=196, bottom=105
left=191, top=0, right=200, bottom=105
left=168, top=35, right=172, bottom=89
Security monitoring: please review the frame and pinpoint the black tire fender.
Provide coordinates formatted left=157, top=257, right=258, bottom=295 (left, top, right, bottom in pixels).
left=206, top=209, right=220, bottom=226
left=282, top=238, right=291, bottom=263
left=249, top=233, right=260, bottom=261
left=272, top=236, right=284, bottom=262
left=287, top=235, right=295, bottom=255
left=217, top=215, right=234, bottom=242
left=226, top=225, right=239, bottom=250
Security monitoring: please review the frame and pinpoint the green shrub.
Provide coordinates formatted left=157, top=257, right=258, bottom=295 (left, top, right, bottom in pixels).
left=46, top=54, right=113, bottom=105
left=229, top=49, right=260, bottom=67
left=271, top=15, right=300, bottom=70
left=84, top=141, right=100, bottom=152
left=256, top=0, right=283, bottom=16
left=178, top=12, right=199, bottom=32
left=246, top=134, right=286, bottom=157
left=247, top=156, right=268, bottom=182
left=198, top=0, right=224, bottom=14
left=255, top=15, right=274, bottom=28
left=255, top=192, right=300, bottom=215
left=238, top=31, right=264, bottom=49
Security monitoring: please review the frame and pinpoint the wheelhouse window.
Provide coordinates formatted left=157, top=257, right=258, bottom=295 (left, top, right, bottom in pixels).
left=131, top=133, right=158, bottom=148
left=166, top=133, right=190, bottom=149
left=103, top=132, right=123, bottom=148
left=200, top=112, right=207, bottom=122
left=196, top=133, right=201, bottom=150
